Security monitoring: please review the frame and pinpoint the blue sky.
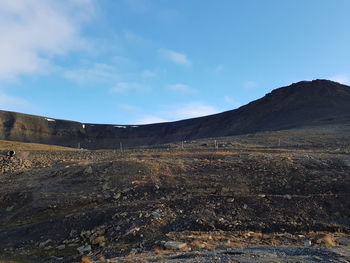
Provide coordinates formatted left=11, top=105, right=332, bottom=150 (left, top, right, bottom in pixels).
left=0, top=0, right=349, bottom=124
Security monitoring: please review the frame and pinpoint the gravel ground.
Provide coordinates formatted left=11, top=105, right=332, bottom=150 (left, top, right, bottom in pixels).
left=107, top=246, right=350, bottom=263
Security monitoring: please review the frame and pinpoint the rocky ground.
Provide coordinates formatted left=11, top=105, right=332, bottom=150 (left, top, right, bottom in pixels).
left=0, top=127, right=349, bottom=262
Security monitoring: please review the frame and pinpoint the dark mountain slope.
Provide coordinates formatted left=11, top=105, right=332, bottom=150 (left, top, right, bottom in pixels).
left=1, top=79, right=349, bottom=149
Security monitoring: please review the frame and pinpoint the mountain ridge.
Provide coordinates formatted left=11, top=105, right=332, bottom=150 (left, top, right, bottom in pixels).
left=1, top=79, right=350, bottom=149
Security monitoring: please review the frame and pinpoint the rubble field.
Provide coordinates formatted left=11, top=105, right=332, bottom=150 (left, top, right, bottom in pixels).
left=0, top=128, right=349, bottom=262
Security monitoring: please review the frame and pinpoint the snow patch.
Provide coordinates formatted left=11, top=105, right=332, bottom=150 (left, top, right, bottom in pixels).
left=114, top=125, right=127, bottom=129
left=46, top=118, right=55, bottom=122
left=131, top=126, right=139, bottom=128
left=82, top=124, right=85, bottom=129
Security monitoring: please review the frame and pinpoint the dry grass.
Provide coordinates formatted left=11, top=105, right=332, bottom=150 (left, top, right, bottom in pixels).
left=0, top=140, right=76, bottom=151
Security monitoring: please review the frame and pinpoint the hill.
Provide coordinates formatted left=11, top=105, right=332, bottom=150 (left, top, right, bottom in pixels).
left=1, top=79, right=350, bottom=149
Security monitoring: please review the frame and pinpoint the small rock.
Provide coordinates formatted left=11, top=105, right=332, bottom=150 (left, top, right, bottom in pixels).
left=114, top=193, right=121, bottom=200
left=284, top=194, right=292, bottom=200
left=84, top=166, right=93, bottom=174
left=6, top=206, right=14, bottom=212
left=304, top=240, right=312, bottom=247
left=77, top=244, right=91, bottom=254
left=80, top=230, right=91, bottom=238
left=39, top=239, right=52, bottom=248
left=68, top=243, right=79, bottom=247
left=227, top=198, right=235, bottom=203
left=336, top=237, right=350, bottom=246
left=99, top=242, right=106, bottom=248
left=126, top=227, right=140, bottom=236
left=258, top=194, right=266, bottom=198
left=56, top=244, right=65, bottom=250
left=92, top=236, right=106, bottom=245
left=151, top=211, right=162, bottom=219
left=243, top=204, right=248, bottom=209
left=164, top=241, right=187, bottom=250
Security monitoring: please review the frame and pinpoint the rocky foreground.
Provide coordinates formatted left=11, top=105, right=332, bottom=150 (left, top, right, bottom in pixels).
left=0, top=128, right=349, bottom=262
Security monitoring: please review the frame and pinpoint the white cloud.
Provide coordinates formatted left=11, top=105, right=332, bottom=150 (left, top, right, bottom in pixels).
left=111, top=82, right=151, bottom=93
left=0, top=0, right=94, bottom=80
left=64, top=63, right=120, bottom=84
left=137, top=102, right=219, bottom=124
left=172, top=102, right=218, bottom=119
left=0, top=91, right=30, bottom=112
left=137, top=116, right=169, bottom=124
left=166, top=84, right=196, bottom=94
left=158, top=48, right=191, bottom=66
left=330, top=74, right=349, bottom=85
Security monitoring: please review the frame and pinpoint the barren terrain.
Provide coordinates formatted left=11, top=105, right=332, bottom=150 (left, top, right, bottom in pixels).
left=0, top=124, right=349, bottom=262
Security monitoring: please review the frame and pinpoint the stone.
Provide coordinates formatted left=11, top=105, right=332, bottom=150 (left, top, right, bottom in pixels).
left=114, top=193, right=121, bottom=200
left=151, top=211, right=162, bottom=219
left=6, top=206, right=14, bottom=212
left=284, top=194, right=292, bottom=200
left=68, top=243, right=79, bottom=247
left=39, top=239, right=52, bottom=248
left=92, top=236, right=106, bottom=245
left=126, top=227, right=140, bottom=236
left=84, top=166, right=92, bottom=174
left=77, top=244, right=91, bottom=254
left=336, top=237, right=350, bottom=246
left=56, top=244, right=65, bottom=250
left=304, top=240, right=312, bottom=247
left=164, top=241, right=187, bottom=250
left=80, top=230, right=91, bottom=238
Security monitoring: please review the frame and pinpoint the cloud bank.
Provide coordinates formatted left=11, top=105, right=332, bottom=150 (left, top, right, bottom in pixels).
left=0, top=0, right=94, bottom=80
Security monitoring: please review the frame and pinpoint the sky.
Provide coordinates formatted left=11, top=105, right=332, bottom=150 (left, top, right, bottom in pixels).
left=0, top=0, right=349, bottom=125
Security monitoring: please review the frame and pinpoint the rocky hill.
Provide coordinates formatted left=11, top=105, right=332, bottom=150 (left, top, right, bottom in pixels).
left=1, top=79, right=349, bottom=149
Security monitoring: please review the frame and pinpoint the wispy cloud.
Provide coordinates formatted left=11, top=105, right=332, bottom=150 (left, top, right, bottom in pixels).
left=172, top=102, right=218, bottom=119
left=136, top=102, right=219, bottom=124
left=111, top=82, right=151, bottom=93
left=166, top=84, right=196, bottom=93
left=0, top=0, right=95, bottom=80
left=64, top=63, right=120, bottom=84
left=158, top=48, right=191, bottom=66
left=330, top=74, right=349, bottom=85
left=137, top=116, right=169, bottom=124
left=0, top=91, right=30, bottom=112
